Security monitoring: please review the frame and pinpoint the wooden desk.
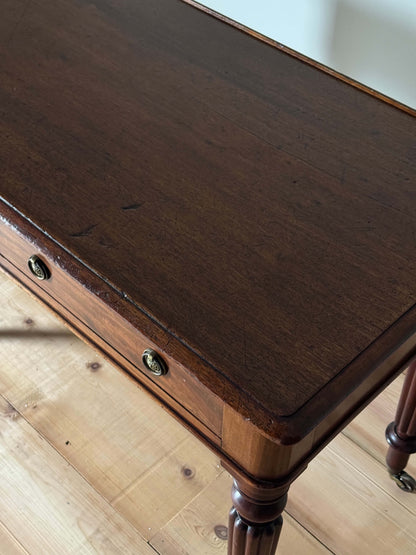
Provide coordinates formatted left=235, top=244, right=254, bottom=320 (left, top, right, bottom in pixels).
left=1, top=1, right=415, bottom=552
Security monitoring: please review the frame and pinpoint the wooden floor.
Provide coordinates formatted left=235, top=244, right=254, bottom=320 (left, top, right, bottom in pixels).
left=0, top=270, right=415, bottom=555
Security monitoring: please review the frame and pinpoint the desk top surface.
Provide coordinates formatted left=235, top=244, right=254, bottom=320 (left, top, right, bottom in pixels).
left=1, top=0, right=416, bottom=433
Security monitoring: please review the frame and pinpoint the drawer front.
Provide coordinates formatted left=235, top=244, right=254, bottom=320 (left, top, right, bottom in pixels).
left=0, top=213, right=223, bottom=438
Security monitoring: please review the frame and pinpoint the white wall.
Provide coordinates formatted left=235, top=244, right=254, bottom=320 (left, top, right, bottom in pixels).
left=200, top=0, right=416, bottom=109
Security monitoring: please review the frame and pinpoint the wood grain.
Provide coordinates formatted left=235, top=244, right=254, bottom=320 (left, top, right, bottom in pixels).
left=112, top=435, right=223, bottom=537
left=1, top=2, right=416, bottom=552
left=182, top=0, right=416, bottom=117
left=1, top=0, right=416, bottom=439
left=1, top=271, right=415, bottom=554
left=0, top=521, right=27, bottom=555
left=345, top=372, right=416, bottom=476
left=0, top=393, right=155, bottom=554
left=151, top=472, right=329, bottom=555
left=0, top=208, right=224, bottom=438
left=288, top=434, right=416, bottom=554
left=0, top=271, right=190, bottom=502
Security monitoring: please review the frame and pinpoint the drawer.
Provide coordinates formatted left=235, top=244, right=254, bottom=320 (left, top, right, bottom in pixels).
left=0, top=208, right=223, bottom=440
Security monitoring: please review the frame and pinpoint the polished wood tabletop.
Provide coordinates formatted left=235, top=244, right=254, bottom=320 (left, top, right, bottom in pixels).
left=1, top=0, right=415, bottom=553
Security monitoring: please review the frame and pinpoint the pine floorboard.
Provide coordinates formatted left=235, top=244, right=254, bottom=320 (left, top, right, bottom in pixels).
left=0, top=269, right=415, bottom=554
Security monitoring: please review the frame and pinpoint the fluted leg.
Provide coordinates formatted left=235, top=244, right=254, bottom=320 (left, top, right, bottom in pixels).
left=385, top=361, right=416, bottom=492
left=228, top=478, right=289, bottom=555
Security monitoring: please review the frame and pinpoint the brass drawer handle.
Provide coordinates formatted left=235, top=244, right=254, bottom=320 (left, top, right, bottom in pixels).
left=142, top=348, right=168, bottom=376
left=28, top=255, right=51, bottom=280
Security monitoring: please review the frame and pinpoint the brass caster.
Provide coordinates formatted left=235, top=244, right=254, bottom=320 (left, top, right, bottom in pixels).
left=390, top=471, right=416, bottom=493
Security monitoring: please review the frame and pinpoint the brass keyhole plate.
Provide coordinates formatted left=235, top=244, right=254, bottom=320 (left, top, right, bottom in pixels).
left=142, top=348, right=168, bottom=376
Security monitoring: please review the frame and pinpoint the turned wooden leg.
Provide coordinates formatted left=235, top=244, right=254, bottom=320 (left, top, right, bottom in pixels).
left=385, top=361, right=416, bottom=492
left=228, top=478, right=289, bottom=554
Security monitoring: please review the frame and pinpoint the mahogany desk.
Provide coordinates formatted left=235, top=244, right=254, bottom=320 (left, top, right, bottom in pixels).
left=1, top=1, right=415, bottom=552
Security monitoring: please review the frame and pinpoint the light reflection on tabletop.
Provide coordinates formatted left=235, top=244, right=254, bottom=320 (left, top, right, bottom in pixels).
left=198, top=0, right=416, bottom=110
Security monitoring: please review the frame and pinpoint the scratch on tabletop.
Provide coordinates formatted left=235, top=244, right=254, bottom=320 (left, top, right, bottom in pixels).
left=70, top=224, right=98, bottom=237
left=121, top=202, right=145, bottom=211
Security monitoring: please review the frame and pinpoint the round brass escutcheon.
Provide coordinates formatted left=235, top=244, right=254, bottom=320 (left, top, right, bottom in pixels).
left=28, top=255, right=51, bottom=281
left=142, top=348, right=168, bottom=376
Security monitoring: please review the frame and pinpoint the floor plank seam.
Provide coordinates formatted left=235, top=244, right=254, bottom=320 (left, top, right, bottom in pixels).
left=146, top=468, right=226, bottom=545
left=109, top=434, right=193, bottom=505
left=0, top=519, right=30, bottom=554
left=0, top=391, right=152, bottom=546
left=341, top=429, right=387, bottom=466
left=283, top=510, right=335, bottom=554
left=326, top=441, right=416, bottom=518
left=2, top=274, right=414, bottom=554
left=147, top=540, right=161, bottom=554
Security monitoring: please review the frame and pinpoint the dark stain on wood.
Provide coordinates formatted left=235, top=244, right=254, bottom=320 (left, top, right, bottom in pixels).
left=214, top=525, right=228, bottom=540
left=1, top=0, right=415, bottom=446
left=3, top=401, right=20, bottom=420
left=121, top=203, right=144, bottom=211
left=181, top=465, right=195, bottom=479
left=70, top=224, right=98, bottom=238
left=86, top=361, right=101, bottom=372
